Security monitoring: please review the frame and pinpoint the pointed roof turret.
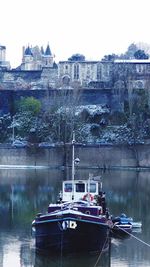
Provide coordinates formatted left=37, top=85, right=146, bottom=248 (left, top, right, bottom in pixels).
left=24, top=46, right=33, bottom=56
left=53, top=61, right=58, bottom=69
left=45, top=44, right=52, bottom=56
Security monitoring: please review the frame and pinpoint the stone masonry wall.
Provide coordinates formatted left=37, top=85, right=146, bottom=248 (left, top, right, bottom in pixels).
left=0, top=144, right=150, bottom=169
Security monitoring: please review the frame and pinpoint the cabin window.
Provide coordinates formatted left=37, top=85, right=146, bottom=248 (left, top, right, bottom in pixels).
left=87, top=183, right=96, bottom=193
left=75, top=183, right=85, bottom=192
left=64, top=183, right=72, bottom=192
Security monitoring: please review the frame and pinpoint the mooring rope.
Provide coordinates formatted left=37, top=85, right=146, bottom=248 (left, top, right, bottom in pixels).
left=92, top=225, right=150, bottom=267
left=93, top=235, right=110, bottom=267
left=115, top=225, right=150, bottom=248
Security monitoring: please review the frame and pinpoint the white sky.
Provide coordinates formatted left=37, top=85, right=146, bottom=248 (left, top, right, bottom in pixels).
left=1, top=0, right=150, bottom=68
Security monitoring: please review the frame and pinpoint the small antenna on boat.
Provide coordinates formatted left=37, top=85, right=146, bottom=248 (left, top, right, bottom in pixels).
left=89, top=173, right=93, bottom=180
left=72, top=131, right=75, bottom=200
left=71, top=131, right=80, bottom=201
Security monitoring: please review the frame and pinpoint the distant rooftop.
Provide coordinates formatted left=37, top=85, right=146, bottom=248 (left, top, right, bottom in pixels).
left=114, top=59, right=150, bottom=63
left=0, top=45, right=6, bottom=49
left=59, top=60, right=99, bottom=64
left=24, top=46, right=33, bottom=56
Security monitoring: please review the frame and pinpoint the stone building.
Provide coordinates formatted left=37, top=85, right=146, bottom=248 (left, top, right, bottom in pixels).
left=0, top=43, right=58, bottom=90
left=58, top=58, right=150, bottom=90
left=1, top=42, right=150, bottom=92
left=58, top=60, right=112, bottom=88
left=112, top=59, right=150, bottom=91
left=20, top=44, right=55, bottom=70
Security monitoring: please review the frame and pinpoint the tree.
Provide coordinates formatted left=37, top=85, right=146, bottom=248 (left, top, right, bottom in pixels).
left=112, top=61, right=135, bottom=116
left=0, top=114, right=11, bottom=142
left=124, top=43, right=138, bottom=59
left=17, top=97, right=41, bottom=115
left=102, top=53, right=119, bottom=61
left=68, top=54, right=85, bottom=61
left=48, top=89, right=84, bottom=143
left=134, top=49, right=149, bottom=59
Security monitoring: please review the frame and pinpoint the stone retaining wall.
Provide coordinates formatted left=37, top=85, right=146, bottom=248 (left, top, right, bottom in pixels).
left=0, top=144, right=150, bottom=169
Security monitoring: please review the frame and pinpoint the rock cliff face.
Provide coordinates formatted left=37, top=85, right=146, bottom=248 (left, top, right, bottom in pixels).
left=0, top=88, right=123, bottom=115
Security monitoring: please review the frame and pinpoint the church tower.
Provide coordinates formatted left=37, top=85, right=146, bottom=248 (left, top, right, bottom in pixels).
left=42, top=44, right=54, bottom=67
left=22, top=46, right=34, bottom=70
left=21, top=43, right=54, bottom=70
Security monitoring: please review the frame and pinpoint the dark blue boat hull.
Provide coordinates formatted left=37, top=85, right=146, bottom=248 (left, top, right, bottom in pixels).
left=33, top=219, right=110, bottom=253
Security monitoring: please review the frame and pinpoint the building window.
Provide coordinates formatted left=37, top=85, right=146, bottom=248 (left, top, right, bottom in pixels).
left=103, top=64, right=110, bottom=77
left=65, top=64, right=69, bottom=74
left=74, top=64, right=79, bottom=79
left=97, top=64, right=101, bottom=80
left=147, top=64, right=150, bottom=73
left=136, top=64, right=144, bottom=73
left=62, top=75, right=70, bottom=86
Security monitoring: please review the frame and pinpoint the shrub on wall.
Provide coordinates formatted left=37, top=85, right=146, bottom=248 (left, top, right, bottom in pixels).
left=16, top=97, right=41, bottom=115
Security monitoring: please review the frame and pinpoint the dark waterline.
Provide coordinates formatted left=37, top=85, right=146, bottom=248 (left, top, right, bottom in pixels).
left=0, top=168, right=150, bottom=266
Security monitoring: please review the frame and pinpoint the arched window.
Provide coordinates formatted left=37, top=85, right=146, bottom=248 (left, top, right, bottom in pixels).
left=74, top=64, right=79, bottom=79
left=97, top=64, right=102, bottom=80
left=62, top=75, right=70, bottom=86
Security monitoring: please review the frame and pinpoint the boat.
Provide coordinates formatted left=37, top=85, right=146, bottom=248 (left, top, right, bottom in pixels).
left=111, top=213, right=142, bottom=237
left=32, top=133, right=112, bottom=253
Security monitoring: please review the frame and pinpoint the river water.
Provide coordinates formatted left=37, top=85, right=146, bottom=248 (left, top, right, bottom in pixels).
left=0, top=167, right=150, bottom=267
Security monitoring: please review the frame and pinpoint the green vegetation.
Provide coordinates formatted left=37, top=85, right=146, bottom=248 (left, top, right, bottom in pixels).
left=16, top=96, right=41, bottom=115
left=1, top=90, right=150, bottom=145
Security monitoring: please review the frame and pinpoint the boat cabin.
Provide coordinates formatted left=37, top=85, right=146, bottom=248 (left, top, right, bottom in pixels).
left=62, top=180, right=99, bottom=203
left=48, top=179, right=107, bottom=216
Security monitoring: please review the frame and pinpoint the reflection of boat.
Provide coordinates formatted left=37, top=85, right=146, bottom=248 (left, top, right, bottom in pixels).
left=132, top=221, right=142, bottom=228
left=34, top=245, right=111, bottom=267
left=32, top=133, right=112, bottom=253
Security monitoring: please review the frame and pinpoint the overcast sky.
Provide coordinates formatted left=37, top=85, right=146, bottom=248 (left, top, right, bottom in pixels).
left=1, top=0, right=150, bottom=67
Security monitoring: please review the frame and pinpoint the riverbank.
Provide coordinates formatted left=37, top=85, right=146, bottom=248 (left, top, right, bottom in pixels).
left=0, top=143, right=150, bottom=169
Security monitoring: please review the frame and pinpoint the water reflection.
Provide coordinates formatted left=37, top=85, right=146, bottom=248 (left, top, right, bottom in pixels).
left=0, top=168, right=150, bottom=266
left=34, top=249, right=111, bottom=267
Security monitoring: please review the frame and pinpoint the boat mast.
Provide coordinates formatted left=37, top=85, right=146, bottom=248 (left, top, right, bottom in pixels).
left=72, top=131, right=75, bottom=200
